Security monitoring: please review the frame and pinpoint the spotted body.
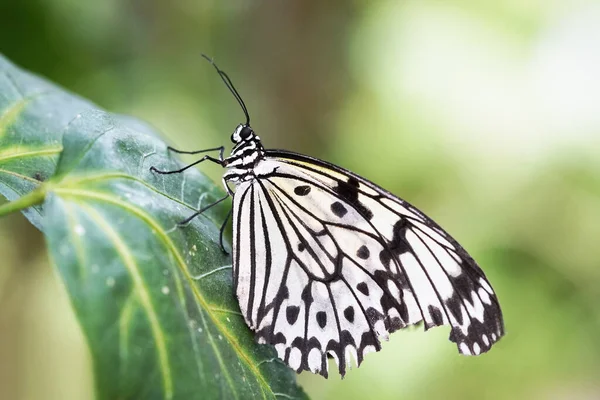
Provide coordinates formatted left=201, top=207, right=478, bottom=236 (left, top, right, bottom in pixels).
left=220, top=124, right=504, bottom=377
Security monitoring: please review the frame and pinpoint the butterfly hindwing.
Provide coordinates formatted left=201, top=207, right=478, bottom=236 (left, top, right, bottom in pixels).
left=231, top=151, right=504, bottom=377
left=268, top=152, right=505, bottom=351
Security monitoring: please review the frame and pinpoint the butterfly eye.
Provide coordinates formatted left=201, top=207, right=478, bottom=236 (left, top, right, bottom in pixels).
left=239, top=126, right=253, bottom=140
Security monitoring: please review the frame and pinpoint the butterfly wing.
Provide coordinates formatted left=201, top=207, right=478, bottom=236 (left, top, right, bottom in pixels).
left=231, top=150, right=504, bottom=377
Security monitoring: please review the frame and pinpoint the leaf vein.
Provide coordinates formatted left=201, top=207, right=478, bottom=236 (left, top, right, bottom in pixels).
left=78, top=203, right=174, bottom=400
left=55, top=187, right=275, bottom=399
left=0, top=146, right=62, bottom=163
left=197, top=305, right=239, bottom=399
left=192, top=265, right=232, bottom=281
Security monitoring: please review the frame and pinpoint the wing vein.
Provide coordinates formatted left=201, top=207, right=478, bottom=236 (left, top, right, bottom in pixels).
left=248, top=185, right=257, bottom=323
left=254, top=181, right=295, bottom=348
left=267, top=174, right=427, bottom=324
left=270, top=191, right=335, bottom=278
left=256, top=192, right=273, bottom=327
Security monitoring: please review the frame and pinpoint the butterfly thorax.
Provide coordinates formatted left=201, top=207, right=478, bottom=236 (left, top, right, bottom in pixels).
left=223, top=124, right=265, bottom=183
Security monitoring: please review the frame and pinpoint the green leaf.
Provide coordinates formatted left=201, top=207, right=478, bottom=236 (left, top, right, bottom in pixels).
left=0, top=55, right=308, bottom=399
left=0, top=55, right=94, bottom=229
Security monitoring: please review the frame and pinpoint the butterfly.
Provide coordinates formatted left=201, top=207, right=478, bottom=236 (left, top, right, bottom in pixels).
left=150, top=55, right=504, bottom=378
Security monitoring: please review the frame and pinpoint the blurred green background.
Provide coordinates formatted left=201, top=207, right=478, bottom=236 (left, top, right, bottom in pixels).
left=1, top=1, right=600, bottom=399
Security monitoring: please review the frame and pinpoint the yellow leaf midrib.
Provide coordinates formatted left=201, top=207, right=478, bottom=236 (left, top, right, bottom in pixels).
left=77, top=203, right=174, bottom=400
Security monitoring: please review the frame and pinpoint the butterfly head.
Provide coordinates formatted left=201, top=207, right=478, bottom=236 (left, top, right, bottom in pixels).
left=227, top=124, right=265, bottom=168
left=229, top=123, right=263, bottom=156
left=231, top=124, right=256, bottom=143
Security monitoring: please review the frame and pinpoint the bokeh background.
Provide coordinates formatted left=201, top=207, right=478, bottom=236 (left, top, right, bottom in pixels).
left=1, top=1, right=600, bottom=399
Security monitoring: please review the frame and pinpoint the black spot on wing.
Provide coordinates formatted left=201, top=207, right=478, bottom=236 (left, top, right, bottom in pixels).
left=365, top=307, right=383, bottom=325
left=356, top=245, right=370, bottom=259
left=316, top=311, right=327, bottom=328
left=273, top=332, right=287, bottom=344
left=286, top=306, right=300, bottom=325
left=256, top=328, right=287, bottom=346
left=343, top=306, right=355, bottom=323
left=356, top=282, right=369, bottom=296
left=297, top=242, right=305, bottom=252
left=294, top=185, right=311, bottom=196
left=334, top=177, right=374, bottom=220
left=428, top=305, right=444, bottom=326
left=388, top=315, right=404, bottom=331
left=331, top=201, right=348, bottom=218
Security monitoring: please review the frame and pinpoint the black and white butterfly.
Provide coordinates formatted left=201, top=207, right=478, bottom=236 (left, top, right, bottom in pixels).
left=151, top=56, right=504, bottom=378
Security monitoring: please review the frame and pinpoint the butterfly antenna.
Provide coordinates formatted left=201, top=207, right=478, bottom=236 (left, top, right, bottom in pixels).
left=201, top=54, right=251, bottom=126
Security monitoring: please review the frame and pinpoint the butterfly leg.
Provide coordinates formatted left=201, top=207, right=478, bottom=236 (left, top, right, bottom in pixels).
left=165, top=145, right=225, bottom=159
left=218, top=208, right=233, bottom=254
left=176, top=194, right=232, bottom=252
left=174, top=193, right=231, bottom=253
left=149, top=145, right=225, bottom=175
left=150, top=154, right=224, bottom=175
left=176, top=193, right=229, bottom=224
left=150, top=146, right=233, bottom=252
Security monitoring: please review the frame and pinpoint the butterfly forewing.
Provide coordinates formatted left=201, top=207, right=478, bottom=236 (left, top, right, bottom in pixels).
left=230, top=150, right=504, bottom=377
